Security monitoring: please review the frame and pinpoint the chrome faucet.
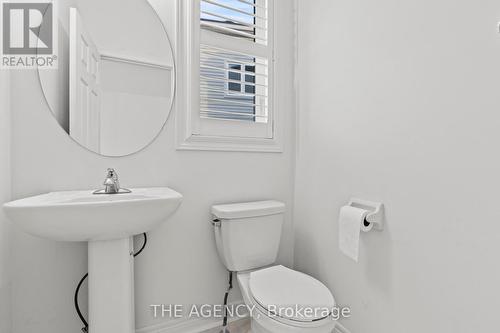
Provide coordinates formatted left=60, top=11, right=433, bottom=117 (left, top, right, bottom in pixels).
left=103, top=168, right=120, bottom=194
left=93, top=168, right=131, bottom=194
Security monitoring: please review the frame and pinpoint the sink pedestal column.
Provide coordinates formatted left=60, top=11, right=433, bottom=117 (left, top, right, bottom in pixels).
left=88, top=237, right=135, bottom=333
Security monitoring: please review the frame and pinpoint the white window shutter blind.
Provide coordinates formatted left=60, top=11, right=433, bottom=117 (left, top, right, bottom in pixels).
left=197, top=0, right=273, bottom=139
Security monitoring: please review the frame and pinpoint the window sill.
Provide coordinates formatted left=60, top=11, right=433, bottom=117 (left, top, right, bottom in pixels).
left=176, top=134, right=283, bottom=153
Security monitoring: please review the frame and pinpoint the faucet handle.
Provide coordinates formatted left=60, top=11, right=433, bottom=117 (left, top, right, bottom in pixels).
left=106, top=168, right=117, bottom=179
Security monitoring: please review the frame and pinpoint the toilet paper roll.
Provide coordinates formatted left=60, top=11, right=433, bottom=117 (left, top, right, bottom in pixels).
left=338, top=206, right=369, bottom=262
left=361, top=218, right=374, bottom=232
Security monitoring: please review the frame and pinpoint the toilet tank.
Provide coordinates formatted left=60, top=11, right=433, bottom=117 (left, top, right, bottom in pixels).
left=211, top=201, right=285, bottom=272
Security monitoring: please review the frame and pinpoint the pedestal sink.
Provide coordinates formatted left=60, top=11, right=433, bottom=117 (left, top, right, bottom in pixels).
left=3, top=187, right=183, bottom=333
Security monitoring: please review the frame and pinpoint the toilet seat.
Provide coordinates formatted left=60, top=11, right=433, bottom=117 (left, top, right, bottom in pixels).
left=248, top=266, right=335, bottom=324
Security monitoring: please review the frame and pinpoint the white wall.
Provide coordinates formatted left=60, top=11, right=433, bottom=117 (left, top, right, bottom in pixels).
left=295, top=1, right=500, bottom=332
left=0, top=71, right=12, bottom=333
left=8, top=1, right=296, bottom=332
left=81, top=0, right=174, bottom=66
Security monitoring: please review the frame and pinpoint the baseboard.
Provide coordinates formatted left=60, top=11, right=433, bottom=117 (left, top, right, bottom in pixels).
left=136, top=302, right=247, bottom=333
left=136, top=317, right=222, bottom=333
left=335, top=321, right=351, bottom=333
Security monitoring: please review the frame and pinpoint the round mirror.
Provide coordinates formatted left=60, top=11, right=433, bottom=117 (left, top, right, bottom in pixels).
left=38, top=0, right=175, bottom=157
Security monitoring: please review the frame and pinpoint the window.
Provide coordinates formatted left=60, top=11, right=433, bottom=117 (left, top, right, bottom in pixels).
left=177, top=0, right=282, bottom=152
left=226, top=62, right=255, bottom=95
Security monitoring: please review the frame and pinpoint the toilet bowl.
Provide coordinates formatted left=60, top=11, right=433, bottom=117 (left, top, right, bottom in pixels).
left=237, top=266, right=336, bottom=333
left=211, top=201, right=337, bottom=333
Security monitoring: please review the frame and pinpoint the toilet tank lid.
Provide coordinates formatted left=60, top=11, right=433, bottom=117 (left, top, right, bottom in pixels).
left=211, top=200, right=285, bottom=219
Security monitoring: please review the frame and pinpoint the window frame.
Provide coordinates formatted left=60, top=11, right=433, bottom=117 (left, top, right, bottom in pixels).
left=176, top=0, right=283, bottom=152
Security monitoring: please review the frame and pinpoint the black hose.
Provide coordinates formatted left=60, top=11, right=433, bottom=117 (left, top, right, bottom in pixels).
left=133, top=233, right=147, bottom=257
left=222, top=271, right=233, bottom=328
left=74, top=273, right=88, bottom=332
left=74, top=233, right=148, bottom=332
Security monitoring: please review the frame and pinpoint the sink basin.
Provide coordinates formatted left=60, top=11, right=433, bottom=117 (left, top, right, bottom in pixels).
left=3, top=187, right=183, bottom=241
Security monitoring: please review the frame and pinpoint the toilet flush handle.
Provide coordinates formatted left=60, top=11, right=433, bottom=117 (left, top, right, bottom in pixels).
left=212, top=219, right=221, bottom=228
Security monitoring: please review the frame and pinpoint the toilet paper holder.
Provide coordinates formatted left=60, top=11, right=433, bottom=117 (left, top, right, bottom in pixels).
left=348, top=198, right=384, bottom=231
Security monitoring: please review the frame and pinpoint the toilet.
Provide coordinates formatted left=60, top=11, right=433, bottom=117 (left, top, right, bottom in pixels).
left=211, top=201, right=337, bottom=333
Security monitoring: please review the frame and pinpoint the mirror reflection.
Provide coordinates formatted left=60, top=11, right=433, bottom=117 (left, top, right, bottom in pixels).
left=38, top=0, right=175, bottom=156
